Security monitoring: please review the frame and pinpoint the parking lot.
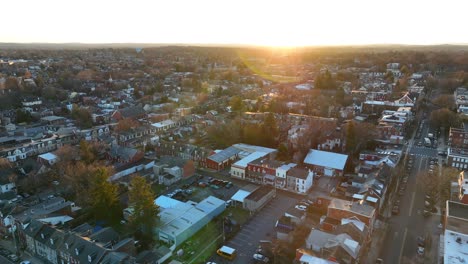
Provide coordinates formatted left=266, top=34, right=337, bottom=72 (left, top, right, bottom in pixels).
left=207, top=192, right=298, bottom=264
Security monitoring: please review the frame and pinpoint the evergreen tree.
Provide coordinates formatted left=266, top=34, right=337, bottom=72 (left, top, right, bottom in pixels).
left=90, top=167, right=121, bottom=225
left=129, top=176, right=159, bottom=249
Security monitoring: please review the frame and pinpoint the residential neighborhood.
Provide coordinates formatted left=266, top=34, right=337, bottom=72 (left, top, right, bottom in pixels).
left=0, top=45, right=467, bottom=264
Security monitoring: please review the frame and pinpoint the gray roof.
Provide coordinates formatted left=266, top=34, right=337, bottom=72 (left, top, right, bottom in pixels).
left=109, top=145, right=139, bottom=161
left=286, top=166, right=310, bottom=180
left=118, top=105, right=146, bottom=119
left=60, top=234, right=108, bottom=264
left=207, top=146, right=241, bottom=163
left=89, top=227, right=119, bottom=248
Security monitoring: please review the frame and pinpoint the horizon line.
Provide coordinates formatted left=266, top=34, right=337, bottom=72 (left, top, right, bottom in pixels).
left=1, top=41, right=468, bottom=49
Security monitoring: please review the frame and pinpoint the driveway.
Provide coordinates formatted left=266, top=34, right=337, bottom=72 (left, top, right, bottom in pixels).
left=208, top=192, right=298, bottom=264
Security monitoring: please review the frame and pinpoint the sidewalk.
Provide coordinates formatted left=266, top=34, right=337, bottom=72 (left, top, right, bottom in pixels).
left=363, top=220, right=388, bottom=263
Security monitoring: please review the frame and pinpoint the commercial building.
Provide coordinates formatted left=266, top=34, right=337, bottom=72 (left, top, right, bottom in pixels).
left=304, top=149, right=349, bottom=177
left=155, top=195, right=225, bottom=250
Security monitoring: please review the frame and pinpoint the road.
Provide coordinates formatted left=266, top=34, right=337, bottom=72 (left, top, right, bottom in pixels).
left=380, top=117, right=445, bottom=263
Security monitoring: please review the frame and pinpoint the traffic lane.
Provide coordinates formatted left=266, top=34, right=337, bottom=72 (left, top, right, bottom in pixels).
left=382, top=155, right=424, bottom=263
left=402, top=157, right=434, bottom=261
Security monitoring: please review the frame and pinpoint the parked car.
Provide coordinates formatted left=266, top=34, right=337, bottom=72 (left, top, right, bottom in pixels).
left=417, top=236, right=426, bottom=247
left=8, top=254, right=19, bottom=262
left=392, top=206, right=400, bottom=215
left=225, top=182, right=233, bottom=189
left=295, top=205, right=307, bottom=211
left=417, top=246, right=425, bottom=256
left=253, top=253, right=269, bottom=263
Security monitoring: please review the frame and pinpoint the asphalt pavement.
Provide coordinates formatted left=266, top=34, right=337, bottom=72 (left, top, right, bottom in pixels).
left=207, top=192, right=298, bottom=264
left=380, top=118, right=445, bottom=264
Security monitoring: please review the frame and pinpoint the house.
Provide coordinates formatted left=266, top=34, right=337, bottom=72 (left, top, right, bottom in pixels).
left=0, top=168, right=16, bottom=194
left=231, top=152, right=270, bottom=180
left=327, top=198, right=376, bottom=230
left=454, top=171, right=468, bottom=204
left=286, top=166, right=314, bottom=194
left=304, top=149, right=349, bottom=177
left=59, top=232, right=109, bottom=264
left=243, top=186, right=276, bottom=213
left=305, top=229, right=361, bottom=264
left=107, top=145, right=144, bottom=165
left=40, top=116, right=66, bottom=126
left=13, top=196, right=78, bottom=227
left=111, top=105, right=146, bottom=121
left=447, top=127, right=468, bottom=170
left=23, top=219, right=46, bottom=254
left=151, top=119, right=177, bottom=132
left=37, top=152, right=58, bottom=166
left=454, top=87, right=468, bottom=114
left=245, top=158, right=283, bottom=185
left=34, top=223, right=64, bottom=264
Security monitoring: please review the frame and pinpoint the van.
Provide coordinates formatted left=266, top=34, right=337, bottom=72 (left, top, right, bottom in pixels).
left=217, top=246, right=237, bottom=260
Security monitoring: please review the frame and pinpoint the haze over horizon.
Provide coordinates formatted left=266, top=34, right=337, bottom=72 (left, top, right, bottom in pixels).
left=3, top=0, right=468, bottom=47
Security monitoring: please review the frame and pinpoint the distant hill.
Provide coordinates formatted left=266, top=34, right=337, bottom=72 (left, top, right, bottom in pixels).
left=0, top=42, right=467, bottom=51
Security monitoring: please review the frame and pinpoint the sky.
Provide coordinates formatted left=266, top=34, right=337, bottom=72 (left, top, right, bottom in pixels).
left=2, top=0, right=467, bottom=47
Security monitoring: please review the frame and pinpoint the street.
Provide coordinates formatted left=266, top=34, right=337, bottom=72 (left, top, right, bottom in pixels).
left=380, top=118, right=445, bottom=264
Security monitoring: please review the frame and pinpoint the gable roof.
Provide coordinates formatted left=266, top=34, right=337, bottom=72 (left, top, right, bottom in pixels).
left=116, top=105, right=146, bottom=119
left=207, top=146, right=241, bottom=163
left=304, top=149, right=348, bottom=170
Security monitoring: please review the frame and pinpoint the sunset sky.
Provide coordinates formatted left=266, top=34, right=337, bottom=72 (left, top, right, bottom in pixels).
left=3, top=0, right=467, bottom=46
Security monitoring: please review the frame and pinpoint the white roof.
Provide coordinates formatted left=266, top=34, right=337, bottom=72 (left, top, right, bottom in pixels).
left=232, top=143, right=276, bottom=155
left=341, top=218, right=366, bottom=232
left=231, top=189, right=251, bottom=203
left=444, top=230, right=468, bottom=264
left=151, top=119, right=175, bottom=128
left=299, top=254, right=337, bottom=264
left=219, top=246, right=236, bottom=254
left=158, top=196, right=225, bottom=241
left=304, top=149, right=348, bottom=170
left=38, top=152, right=58, bottom=161
left=232, top=151, right=268, bottom=169
left=154, top=195, right=185, bottom=209
left=278, top=163, right=297, bottom=172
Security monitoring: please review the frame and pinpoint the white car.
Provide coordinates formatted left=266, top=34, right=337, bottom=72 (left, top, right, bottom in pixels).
left=295, top=205, right=307, bottom=211
left=253, top=253, right=269, bottom=263
left=417, top=246, right=425, bottom=256
left=20, top=261, right=31, bottom=264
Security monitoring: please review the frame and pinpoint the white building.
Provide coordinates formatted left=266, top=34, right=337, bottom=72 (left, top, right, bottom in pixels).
left=155, top=195, right=225, bottom=250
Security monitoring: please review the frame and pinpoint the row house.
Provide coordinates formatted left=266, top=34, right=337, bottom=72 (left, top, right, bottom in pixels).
left=454, top=87, right=468, bottom=114
left=245, top=157, right=282, bottom=184
left=286, top=167, right=314, bottom=194
left=154, top=142, right=211, bottom=163
left=21, top=219, right=135, bottom=264
left=244, top=158, right=314, bottom=194
left=117, top=125, right=156, bottom=146
left=1, top=133, right=78, bottom=162
left=447, top=127, right=468, bottom=170
left=107, top=145, right=144, bottom=165
left=79, top=125, right=111, bottom=141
